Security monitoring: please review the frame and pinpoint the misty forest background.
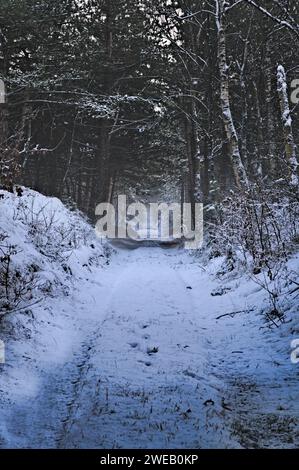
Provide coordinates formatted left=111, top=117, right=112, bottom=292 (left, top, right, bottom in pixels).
left=0, top=0, right=299, bottom=271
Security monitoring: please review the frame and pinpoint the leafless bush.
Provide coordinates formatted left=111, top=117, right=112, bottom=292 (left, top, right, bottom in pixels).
left=207, top=183, right=299, bottom=320
left=13, top=198, right=91, bottom=263
left=0, top=232, right=38, bottom=319
left=209, top=185, right=298, bottom=271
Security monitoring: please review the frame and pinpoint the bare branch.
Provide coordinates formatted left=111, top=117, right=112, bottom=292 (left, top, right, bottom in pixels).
left=244, top=0, right=299, bottom=37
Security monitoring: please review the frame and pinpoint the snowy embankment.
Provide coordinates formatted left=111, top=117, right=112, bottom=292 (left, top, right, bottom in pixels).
left=0, top=188, right=110, bottom=446
left=0, top=189, right=298, bottom=449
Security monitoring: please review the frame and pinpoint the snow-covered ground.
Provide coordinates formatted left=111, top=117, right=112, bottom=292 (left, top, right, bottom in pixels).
left=0, top=190, right=298, bottom=448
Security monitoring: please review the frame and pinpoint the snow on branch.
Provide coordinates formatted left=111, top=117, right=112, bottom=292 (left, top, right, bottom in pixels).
left=244, top=0, right=299, bottom=37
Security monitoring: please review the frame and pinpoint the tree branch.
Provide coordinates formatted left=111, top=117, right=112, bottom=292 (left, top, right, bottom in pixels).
left=244, top=0, right=299, bottom=37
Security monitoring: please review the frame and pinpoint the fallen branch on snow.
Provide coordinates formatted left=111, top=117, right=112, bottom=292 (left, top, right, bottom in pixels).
left=215, top=308, right=254, bottom=320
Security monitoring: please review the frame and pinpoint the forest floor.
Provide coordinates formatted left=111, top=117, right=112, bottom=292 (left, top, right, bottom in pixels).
left=1, top=242, right=298, bottom=448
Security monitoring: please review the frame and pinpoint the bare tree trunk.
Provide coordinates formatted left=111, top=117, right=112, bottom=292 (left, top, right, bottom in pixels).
left=202, top=136, right=210, bottom=200
left=265, top=42, right=276, bottom=176
left=216, top=0, right=249, bottom=190
left=107, top=172, right=116, bottom=205
left=0, top=34, right=8, bottom=187
left=184, top=114, right=196, bottom=205
left=89, top=120, right=111, bottom=215
left=277, top=65, right=298, bottom=187
left=253, top=81, right=264, bottom=178
left=0, top=101, right=9, bottom=187
left=184, top=107, right=200, bottom=228
left=240, top=77, right=248, bottom=169
left=0, top=97, right=8, bottom=148
left=89, top=2, right=114, bottom=215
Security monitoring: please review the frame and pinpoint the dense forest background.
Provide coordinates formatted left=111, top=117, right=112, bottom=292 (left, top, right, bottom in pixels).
left=0, top=0, right=298, bottom=219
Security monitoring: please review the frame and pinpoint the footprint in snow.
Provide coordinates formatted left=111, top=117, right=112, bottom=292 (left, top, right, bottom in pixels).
left=146, top=346, right=159, bottom=356
left=138, top=360, right=152, bottom=367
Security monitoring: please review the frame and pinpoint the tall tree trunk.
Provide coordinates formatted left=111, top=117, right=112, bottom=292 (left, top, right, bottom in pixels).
left=202, top=136, right=211, bottom=200
left=89, top=2, right=114, bottom=215
left=0, top=86, right=7, bottom=148
left=240, top=77, right=248, bottom=170
left=0, top=31, right=8, bottom=187
left=184, top=100, right=201, bottom=228
left=253, top=81, right=264, bottom=178
left=0, top=98, right=9, bottom=187
left=277, top=65, right=298, bottom=187
left=216, top=0, right=249, bottom=190
left=184, top=114, right=196, bottom=206
left=89, top=120, right=111, bottom=215
left=265, top=42, right=276, bottom=177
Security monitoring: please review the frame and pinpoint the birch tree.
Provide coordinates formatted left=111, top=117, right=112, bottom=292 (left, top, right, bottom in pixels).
left=215, top=0, right=249, bottom=190
left=277, top=65, right=299, bottom=187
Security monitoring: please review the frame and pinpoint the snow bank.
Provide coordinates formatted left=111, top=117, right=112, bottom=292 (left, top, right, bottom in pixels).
left=0, top=188, right=112, bottom=447
left=0, top=188, right=109, bottom=315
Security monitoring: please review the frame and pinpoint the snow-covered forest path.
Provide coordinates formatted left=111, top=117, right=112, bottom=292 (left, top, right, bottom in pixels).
left=1, top=247, right=298, bottom=449
left=57, top=248, right=232, bottom=449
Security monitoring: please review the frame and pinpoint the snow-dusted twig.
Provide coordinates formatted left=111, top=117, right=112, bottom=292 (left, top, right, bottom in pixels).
left=216, top=308, right=254, bottom=320
left=244, top=0, right=299, bottom=37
